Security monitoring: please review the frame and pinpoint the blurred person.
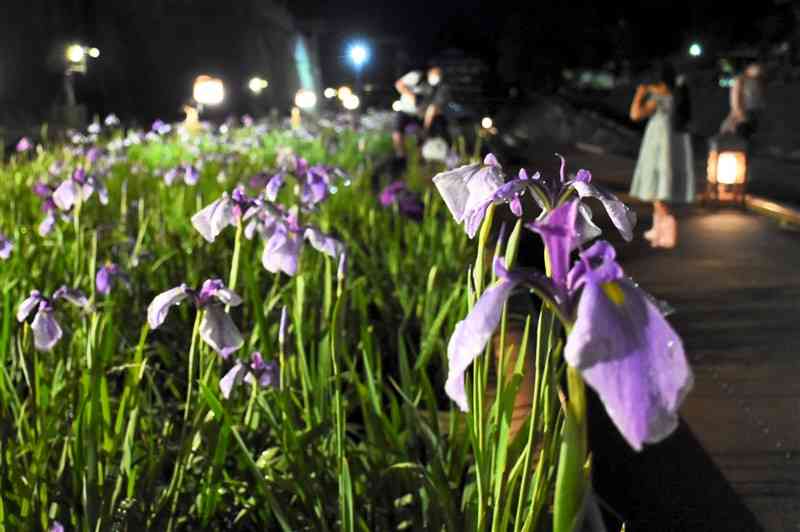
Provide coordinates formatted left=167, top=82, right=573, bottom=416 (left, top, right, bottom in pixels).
left=392, top=65, right=450, bottom=166
left=720, top=61, right=766, bottom=140
left=629, top=62, right=695, bottom=249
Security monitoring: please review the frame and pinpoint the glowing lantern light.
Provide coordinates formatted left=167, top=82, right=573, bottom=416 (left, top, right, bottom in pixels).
left=88, top=47, right=100, bottom=58
left=193, top=75, right=225, bottom=106
left=481, top=116, right=493, bottom=129
left=324, top=87, right=337, bottom=99
left=391, top=100, right=402, bottom=112
left=707, top=135, right=748, bottom=203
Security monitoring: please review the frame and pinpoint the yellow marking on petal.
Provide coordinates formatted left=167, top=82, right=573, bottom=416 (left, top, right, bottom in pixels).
left=602, top=282, right=625, bottom=306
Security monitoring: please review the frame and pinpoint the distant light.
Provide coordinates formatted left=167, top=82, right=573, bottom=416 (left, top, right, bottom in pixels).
left=294, top=89, right=317, bottom=110
left=66, top=44, right=85, bottom=63
left=347, top=42, right=370, bottom=69
left=88, top=47, right=100, bottom=58
left=689, top=43, right=703, bottom=57
left=248, top=77, right=269, bottom=94
left=193, top=75, right=225, bottom=106
left=481, top=116, right=493, bottom=129
left=337, top=86, right=352, bottom=100
left=391, top=100, right=402, bottom=112
left=342, top=93, right=360, bottom=110
left=324, top=87, right=337, bottom=98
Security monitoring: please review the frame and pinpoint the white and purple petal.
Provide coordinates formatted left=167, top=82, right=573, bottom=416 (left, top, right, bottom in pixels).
left=17, top=291, right=43, bottom=322
left=31, top=308, right=63, bottom=351
left=303, top=227, right=344, bottom=260
left=445, top=276, right=521, bottom=411
left=147, top=284, right=190, bottom=329
left=219, top=360, right=248, bottom=399
left=262, top=227, right=302, bottom=276
left=191, top=195, right=234, bottom=243
left=572, top=181, right=637, bottom=242
left=52, top=180, right=80, bottom=211
left=200, top=304, right=244, bottom=358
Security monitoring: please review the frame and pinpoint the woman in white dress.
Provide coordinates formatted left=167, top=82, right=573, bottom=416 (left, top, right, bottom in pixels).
left=629, top=63, right=695, bottom=248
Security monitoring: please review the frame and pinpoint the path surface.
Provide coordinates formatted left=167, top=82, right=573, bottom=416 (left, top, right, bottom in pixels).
left=511, top=147, right=800, bottom=531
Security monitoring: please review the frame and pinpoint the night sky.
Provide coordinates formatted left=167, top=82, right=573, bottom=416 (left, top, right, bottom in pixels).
left=0, top=0, right=795, bottom=126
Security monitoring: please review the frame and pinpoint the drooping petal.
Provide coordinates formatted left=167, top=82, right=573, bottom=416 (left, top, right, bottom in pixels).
left=17, top=291, right=42, bottom=322
left=526, top=200, right=579, bottom=286
left=147, top=284, right=190, bottom=329
left=200, top=304, right=244, bottom=358
left=575, top=203, right=602, bottom=246
left=303, top=227, right=344, bottom=260
left=183, top=165, right=199, bottom=186
left=262, top=226, right=302, bottom=276
left=31, top=308, right=63, bottom=351
left=53, top=286, right=89, bottom=309
left=571, top=181, right=637, bottom=241
left=432, top=163, right=481, bottom=222
left=445, top=277, right=521, bottom=411
left=566, top=241, right=623, bottom=293
left=219, top=361, right=248, bottom=399
left=52, top=180, right=80, bottom=211
left=564, top=278, right=693, bottom=451
left=191, top=195, right=234, bottom=243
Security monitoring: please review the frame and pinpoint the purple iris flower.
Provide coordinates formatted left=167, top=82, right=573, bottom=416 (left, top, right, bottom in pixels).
left=183, top=165, right=199, bottom=186
left=0, top=234, right=13, bottom=260
left=245, top=204, right=345, bottom=277
left=191, top=186, right=255, bottom=243
left=151, top=119, right=171, bottom=135
left=17, top=287, right=89, bottom=351
left=147, top=278, right=244, bottom=358
left=564, top=242, right=693, bottom=451
left=87, top=122, right=101, bottom=135
left=432, top=154, right=505, bottom=238
left=242, top=114, right=254, bottom=127
left=249, top=172, right=271, bottom=190
left=444, top=234, right=692, bottom=450
left=53, top=167, right=104, bottom=211
left=50, top=521, right=64, bottom=532
left=433, top=153, right=636, bottom=243
left=96, top=263, right=127, bottom=295
left=104, top=114, right=120, bottom=127
left=379, top=181, right=424, bottom=221
left=219, top=352, right=279, bottom=398
left=33, top=182, right=62, bottom=236
left=86, top=147, right=102, bottom=165
left=300, top=166, right=330, bottom=206
left=16, top=137, right=32, bottom=152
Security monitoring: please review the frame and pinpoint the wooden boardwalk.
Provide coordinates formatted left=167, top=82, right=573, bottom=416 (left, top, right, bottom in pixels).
left=511, top=148, right=800, bottom=531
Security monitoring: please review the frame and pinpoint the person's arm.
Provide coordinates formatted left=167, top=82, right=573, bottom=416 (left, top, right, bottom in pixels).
left=730, top=76, right=744, bottom=121
left=395, top=78, right=414, bottom=98
left=423, top=104, right=438, bottom=129
left=629, top=84, right=657, bottom=122
left=395, top=71, right=419, bottom=99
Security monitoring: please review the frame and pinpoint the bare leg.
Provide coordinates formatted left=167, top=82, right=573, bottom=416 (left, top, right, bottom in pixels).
left=655, top=201, right=677, bottom=248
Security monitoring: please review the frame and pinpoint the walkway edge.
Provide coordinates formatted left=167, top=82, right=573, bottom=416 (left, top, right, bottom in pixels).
left=744, top=195, right=800, bottom=226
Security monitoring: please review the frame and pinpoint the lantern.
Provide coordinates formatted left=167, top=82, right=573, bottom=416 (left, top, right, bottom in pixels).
left=706, top=134, right=748, bottom=204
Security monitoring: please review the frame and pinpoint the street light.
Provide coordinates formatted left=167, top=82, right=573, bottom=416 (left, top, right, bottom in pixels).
left=342, top=93, right=360, bottom=111
left=689, top=42, right=702, bottom=57
left=66, top=44, right=86, bottom=64
left=193, top=75, right=225, bottom=106
left=337, top=86, right=352, bottom=100
left=347, top=42, right=370, bottom=71
left=324, top=87, right=337, bottom=99
left=294, top=89, right=317, bottom=110
left=88, top=47, right=100, bottom=58
left=481, top=116, right=493, bottom=129
left=248, top=77, right=269, bottom=94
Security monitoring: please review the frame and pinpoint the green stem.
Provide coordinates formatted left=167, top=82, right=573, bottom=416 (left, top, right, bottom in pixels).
left=184, top=311, right=203, bottom=423
left=227, top=220, right=243, bottom=294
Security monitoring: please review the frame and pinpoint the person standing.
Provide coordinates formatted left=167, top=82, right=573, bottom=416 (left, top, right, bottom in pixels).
left=628, top=62, right=695, bottom=248
left=720, top=61, right=766, bottom=140
left=391, top=65, right=450, bottom=164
